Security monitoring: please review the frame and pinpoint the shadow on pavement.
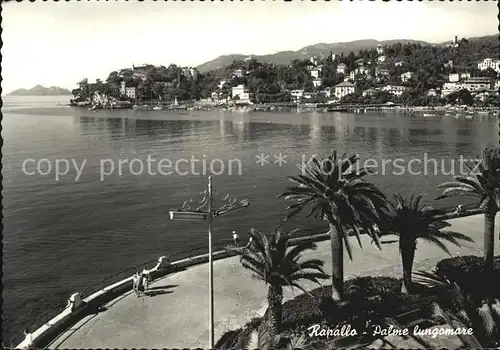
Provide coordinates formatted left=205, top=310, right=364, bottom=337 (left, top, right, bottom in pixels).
left=147, top=284, right=178, bottom=291
left=144, top=290, right=173, bottom=297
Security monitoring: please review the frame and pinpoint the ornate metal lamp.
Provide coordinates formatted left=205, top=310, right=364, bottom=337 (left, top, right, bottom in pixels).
left=168, top=176, right=249, bottom=349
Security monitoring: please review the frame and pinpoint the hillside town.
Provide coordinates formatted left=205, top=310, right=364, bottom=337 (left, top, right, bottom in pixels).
left=71, top=35, right=500, bottom=111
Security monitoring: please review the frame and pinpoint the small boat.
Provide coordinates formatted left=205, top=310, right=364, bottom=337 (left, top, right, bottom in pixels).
left=465, top=115, right=473, bottom=119
left=423, top=113, right=435, bottom=117
left=152, top=105, right=163, bottom=111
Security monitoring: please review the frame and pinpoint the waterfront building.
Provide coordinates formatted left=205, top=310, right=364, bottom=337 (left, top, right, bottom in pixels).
left=400, top=71, right=415, bottom=83
left=333, top=81, right=356, bottom=99
left=125, top=87, right=136, bottom=99
left=382, top=85, right=407, bottom=96
left=376, top=44, right=384, bottom=55
left=313, top=78, right=322, bottom=88
left=449, top=73, right=460, bottom=83
left=363, top=88, right=378, bottom=97
left=303, top=92, right=316, bottom=100
left=441, top=82, right=463, bottom=97
left=377, top=55, right=386, bottom=63
left=321, top=87, right=332, bottom=98
left=478, top=58, right=500, bottom=73
left=462, top=77, right=492, bottom=92
left=336, top=63, right=347, bottom=74
left=231, top=85, right=251, bottom=102
left=460, top=72, right=471, bottom=80
left=290, top=89, right=304, bottom=101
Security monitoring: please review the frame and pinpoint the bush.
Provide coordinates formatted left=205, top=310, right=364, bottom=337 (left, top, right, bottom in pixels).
left=435, top=255, right=500, bottom=301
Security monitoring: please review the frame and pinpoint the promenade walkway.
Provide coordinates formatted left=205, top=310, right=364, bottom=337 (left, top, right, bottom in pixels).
left=48, top=215, right=487, bottom=349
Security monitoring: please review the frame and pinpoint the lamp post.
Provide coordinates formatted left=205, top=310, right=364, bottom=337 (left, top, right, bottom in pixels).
left=169, top=176, right=249, bottom=349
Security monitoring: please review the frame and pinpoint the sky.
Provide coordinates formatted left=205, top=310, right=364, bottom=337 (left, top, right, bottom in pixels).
left=2, top=0, right=498, bottom=93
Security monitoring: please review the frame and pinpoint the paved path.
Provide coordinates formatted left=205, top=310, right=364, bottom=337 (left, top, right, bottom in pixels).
left=48, top=215, right=488, bottom=349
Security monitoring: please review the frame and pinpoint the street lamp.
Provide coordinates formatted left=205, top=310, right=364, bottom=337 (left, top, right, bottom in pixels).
left=168, top=176, right=249, bottom=349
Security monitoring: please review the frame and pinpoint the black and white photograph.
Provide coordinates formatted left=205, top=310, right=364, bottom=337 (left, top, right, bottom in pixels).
left=2, top=1, right=500, bottom=349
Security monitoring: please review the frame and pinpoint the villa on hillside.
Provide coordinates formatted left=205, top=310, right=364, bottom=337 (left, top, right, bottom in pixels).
left=363, top=88, right=378, bottom=97
left=376, top=44, right=384, bottom=55
left=377, top=55, right=386, bottom=63
left=375, top=67, right=390, bottom=78
left=478, top=58, right=500, bottom=73
left=394, top=61, right=406, bottom=67
left=382, top=85, right=407, bottom=96
left=333, top=81, right=356, bottom=99
left=310, top=68, right=321, bottom=79
left=313, top=78, right=322, bottom=88
left=401, top=71, right=415, bottom=83
left=336, top=63, right=347, bottom=74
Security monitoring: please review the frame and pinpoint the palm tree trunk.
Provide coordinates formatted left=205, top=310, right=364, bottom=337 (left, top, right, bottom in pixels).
left=330, top=223, right=344, bottom=300
left=484, top=208, right=496, bottom=273
left=400, top=243, right=416, bottom=294
left=266, top=284, right=283, bottom=336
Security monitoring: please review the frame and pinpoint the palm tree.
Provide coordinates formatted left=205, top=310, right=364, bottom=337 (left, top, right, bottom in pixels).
left=244, top=317, right=311, bottom=350
left=379, top=193, right=474, bottom=294
left=437, top=148, right=500, bottom=273
left=414, top=270, right=500, bottom=348
left=232, top=228, right=329, bottom=336
left=278, top=151, right=389, bottom=300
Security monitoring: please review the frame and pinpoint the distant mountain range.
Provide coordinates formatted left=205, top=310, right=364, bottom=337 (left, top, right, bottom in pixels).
left=196, top=39, right=431, bottom=73
left=7, top=85, right=71, bottom=96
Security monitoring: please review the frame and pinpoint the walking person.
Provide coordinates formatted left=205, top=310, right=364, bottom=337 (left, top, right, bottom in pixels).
left=132, top=271, right=140, bottom=297
left=232, top=231, right=240, bottom=247
left=136, top=273, right=145, bottom=297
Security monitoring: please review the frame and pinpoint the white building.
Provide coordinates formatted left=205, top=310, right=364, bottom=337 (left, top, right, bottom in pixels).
left=375, top=68, right=390, bottom=78
left=427, top=89, right=438, bottom=97
left=478, top=58, right=500, bottom=73
left=333, top=81, right=356, bottom=99
left=462, top=77, right=492, bottom=92
left=394, top=61, right=406, bottom=67
left=313, top=78, right=322, bottom=88
left=460, top=72, right=471, bottom=80
left=336, top=63, right=347, bottom=74
left=449, top=73, right=460, bottom=83
left=441, top=82, right=463, bottom=97
left=310, top=56, right=319, bottom=65
left=349, top=71, right=356, bottom=80
left=218, top=80, right=228, bottom=89
left=233, top=69, right=243, bottom=78
left=382, top=85, right=407, bottom=96
left=231, top=85, right=251, bottom=102
left=355, top=66, right=369, bottom=75
left=377, top=56, right=386, bottom=64
left=444, top=60, right=454, bottom=69
left=290, top=89, right=304, bottom=100
left=376, top=44, right=384, bottom=55
left=401, top=72, right=415, bottom=83
left=125, top=87, right=136, bottom=99
left=363, top=88, right=378, bottom=97
left=120, top=81, right=136, bottom=99
left=310, top=69, right=320, bottom=79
